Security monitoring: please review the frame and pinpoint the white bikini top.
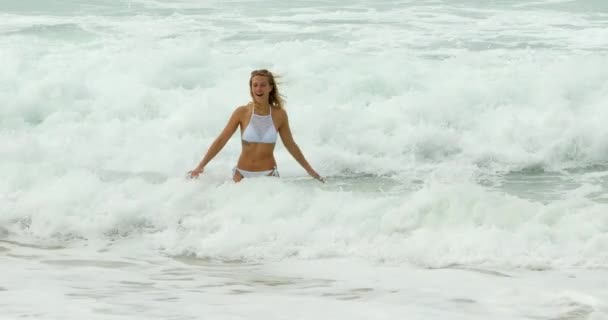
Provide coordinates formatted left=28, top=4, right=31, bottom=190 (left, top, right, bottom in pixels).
left=241, top=104, right=278, bottom=144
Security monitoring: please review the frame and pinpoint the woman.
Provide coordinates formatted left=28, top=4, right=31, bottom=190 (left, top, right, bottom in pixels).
left=189, top=69, right=324, bottom=183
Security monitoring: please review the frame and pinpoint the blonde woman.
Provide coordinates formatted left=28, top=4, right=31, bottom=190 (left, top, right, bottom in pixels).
left=189, top=69, right=324, bottom=182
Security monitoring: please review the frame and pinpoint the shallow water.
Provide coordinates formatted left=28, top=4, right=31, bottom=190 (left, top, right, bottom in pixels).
left=2, top=240, right=607, bottom=319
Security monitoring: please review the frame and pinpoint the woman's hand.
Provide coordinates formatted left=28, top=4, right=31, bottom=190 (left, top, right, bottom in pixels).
left=308, top=169, right=325, bottom=183
left=188, top=167, right=204, bottom=179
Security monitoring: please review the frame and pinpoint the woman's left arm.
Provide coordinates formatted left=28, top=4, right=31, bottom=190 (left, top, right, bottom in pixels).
left=277, top=109, right=324, bottom=182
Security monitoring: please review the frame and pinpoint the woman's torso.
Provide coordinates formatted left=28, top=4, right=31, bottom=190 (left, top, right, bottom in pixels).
left=237, top=104, right=280, bottom=171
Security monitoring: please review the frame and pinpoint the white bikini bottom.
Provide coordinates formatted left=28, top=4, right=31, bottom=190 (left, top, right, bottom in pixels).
left=233, top=167, right=280, bottom=178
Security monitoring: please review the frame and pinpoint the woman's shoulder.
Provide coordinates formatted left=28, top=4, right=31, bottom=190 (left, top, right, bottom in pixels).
left=233, top=104, right=251, bottom=114
left=272, top=106, right=288, bottom=117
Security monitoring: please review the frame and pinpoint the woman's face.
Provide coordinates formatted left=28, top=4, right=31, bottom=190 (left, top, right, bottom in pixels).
left=251, top=75, right=273, bottom=104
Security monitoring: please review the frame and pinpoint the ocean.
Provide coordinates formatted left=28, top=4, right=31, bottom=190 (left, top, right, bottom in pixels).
left=1, top=0, right=608, bottom=319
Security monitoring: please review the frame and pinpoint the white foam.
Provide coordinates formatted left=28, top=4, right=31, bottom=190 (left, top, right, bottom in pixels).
left=1, top=0, right=608, bottom=265
left=2, top=0, right=608, bottom=249
left=2, top=1, right=608, bottom=319
left=1, top=244, right=607, bottom=319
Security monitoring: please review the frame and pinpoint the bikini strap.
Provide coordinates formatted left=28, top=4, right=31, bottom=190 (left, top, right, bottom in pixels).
left=251, top=103, right=272, bottom=117
left=249, top=103, right=256, bottom=118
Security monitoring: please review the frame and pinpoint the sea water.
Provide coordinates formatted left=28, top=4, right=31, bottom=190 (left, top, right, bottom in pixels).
left=1, top=0, right=608, bottom=319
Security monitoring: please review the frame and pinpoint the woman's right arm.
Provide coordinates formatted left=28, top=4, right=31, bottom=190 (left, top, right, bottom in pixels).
left=189, top=107, right=243, bottom=178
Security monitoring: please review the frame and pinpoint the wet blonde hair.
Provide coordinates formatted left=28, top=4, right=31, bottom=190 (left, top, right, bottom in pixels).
left=249, top=69, right=284, bottom=109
